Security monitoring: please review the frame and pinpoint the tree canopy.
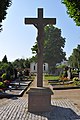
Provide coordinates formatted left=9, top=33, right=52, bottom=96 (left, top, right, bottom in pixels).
left=68, top=45, right=80, bottom=68
left=12, top=58, right=30, bottom=69
left=31, top=25, right=66, bottom=73
left=44, top=25, right=66, bottom=72
left=2, top=55, right=8, bottom=63
left=62, top=0, right=80, bottom=26
left=0, top=0, right=12, bottom=31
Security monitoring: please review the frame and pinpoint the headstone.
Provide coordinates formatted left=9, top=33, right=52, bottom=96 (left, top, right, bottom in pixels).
left=79, top=72, right=80, bottom=79
left=67, top=68, right=72, bottom=79
left=67, top=70, right=71, bottom=79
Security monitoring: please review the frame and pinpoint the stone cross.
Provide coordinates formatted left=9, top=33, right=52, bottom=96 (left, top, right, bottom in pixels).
left=24, top=8, right=56, bottom=87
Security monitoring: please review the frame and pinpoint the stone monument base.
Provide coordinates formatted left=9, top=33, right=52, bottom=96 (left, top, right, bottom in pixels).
left=28, top=87, right=53, bottom=112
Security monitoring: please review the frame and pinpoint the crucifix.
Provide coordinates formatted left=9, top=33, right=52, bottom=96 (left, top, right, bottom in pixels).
left=25, top=8, right=56, bottom=87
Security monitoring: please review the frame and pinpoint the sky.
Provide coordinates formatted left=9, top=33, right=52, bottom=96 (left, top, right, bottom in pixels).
left=0, top=0, right=80, bottom=62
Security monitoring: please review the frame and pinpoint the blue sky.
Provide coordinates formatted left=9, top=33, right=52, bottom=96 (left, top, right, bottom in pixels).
left=0, top=0, right=80, bottom=62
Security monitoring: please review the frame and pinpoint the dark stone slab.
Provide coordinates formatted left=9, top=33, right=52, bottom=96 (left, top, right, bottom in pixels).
left=0, top=80, right=33, bottom=98
left=53, top=86, right=80, bottom=90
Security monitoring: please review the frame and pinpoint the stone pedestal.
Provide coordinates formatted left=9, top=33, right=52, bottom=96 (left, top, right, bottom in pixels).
left=28, top=87, right=53, bottom=112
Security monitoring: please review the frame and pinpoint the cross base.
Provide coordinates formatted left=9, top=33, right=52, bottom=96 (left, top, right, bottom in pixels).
left=27, top=87, right=53, bottom=112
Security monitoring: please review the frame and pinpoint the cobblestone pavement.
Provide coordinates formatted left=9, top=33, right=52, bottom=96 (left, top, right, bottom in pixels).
left=0, top=97, right=80, bottom=120
left=0, top=78, right=80, bottom=120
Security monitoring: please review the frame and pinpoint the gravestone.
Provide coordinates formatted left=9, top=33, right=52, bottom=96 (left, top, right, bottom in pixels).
left=24, top=8, right=56, bottom=112
left=67, top=68, right=72, bottom=79
left=79, top=72, right=80, bottom=79
left=67, top=70, right=71, bottom=79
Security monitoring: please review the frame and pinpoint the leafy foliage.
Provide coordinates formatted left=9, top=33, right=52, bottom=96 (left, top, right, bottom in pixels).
left=1, top=72, right=11, bottom=80
left=2, top=55, right=8, bottom=63
left=29, top=56, right=37, bottom=63
left=25, top=59, right=30, bottom=68
left=1, top=73, right=7, bottom=80
left=31, top=42, right=38, bottom=54
left=31, top=25, right=66, bottom=73
left=12, top=58, right=30, bottom=69
left=0, top=55, right=14, bottom=79
left=0, top=0, right=12, bottom=31
left=62, top=0, right=80, bottom=26
left=68, top=45, right=80, bottom=68
left=73, top=77, right=80, bottom=86
left=44, top=25, right=66, bottom=72
left=0, top=82, right=5, bottom=88
left=0, top=63, right=9, bottom=71
left=56, top=64, right=67, bottom=69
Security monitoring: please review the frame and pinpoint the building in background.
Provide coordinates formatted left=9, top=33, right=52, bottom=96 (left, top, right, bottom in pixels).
left=30, top=62, right=48, bottom=74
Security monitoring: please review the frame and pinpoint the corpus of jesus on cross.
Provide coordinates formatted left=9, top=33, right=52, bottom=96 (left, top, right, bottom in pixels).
left=24, top=8, right=56, bottom=87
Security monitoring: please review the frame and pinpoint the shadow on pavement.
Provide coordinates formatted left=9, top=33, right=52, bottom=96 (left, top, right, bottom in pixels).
left=30, top=105, right=80, bottom=120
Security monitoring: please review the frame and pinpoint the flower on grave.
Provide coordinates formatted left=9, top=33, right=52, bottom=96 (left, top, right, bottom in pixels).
left=3, top=80, right=10, bottom=84
left=0, top=89, right=3, bottom=92
left=59, top=76, right=64, bottom=80
left=59, top=77, right=69, bottom=85
left=60, top=77, right=68, bottom=81
left=3, top=80, right=10, bottom=87
left=63, top=77, right=69, bottom=81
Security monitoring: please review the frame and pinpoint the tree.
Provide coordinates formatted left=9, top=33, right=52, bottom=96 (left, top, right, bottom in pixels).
left=31, top=25, right=66, bottom=73
left=62, top=0, right=80, bottom=26
left=29, top=55, right=37, bottom=63
left=0, top=62, right=14, bottom=77
left=2, top=55, right=8, bottom=63
left=44, top=25, right=66, bottom=73
left=0, top=0, right=12, bottom=31
left=12, top=58, right=31, bottom=69
left=68, top=45, right=80, bottom=68
left=31, top=42, right=38, bottom=54
left=12, top=58, right=25, bottom=69
left=25, top=58, right=30, bottom=68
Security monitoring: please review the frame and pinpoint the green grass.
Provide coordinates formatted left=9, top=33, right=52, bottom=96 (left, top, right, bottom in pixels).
left=31, top=76, right=35, bottom=80
left=44, top=75, right=59, bottom=80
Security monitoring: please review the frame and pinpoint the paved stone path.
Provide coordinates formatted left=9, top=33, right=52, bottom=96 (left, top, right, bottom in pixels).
left=0, top=78, right=80, bottom=120
left=0, top=97, right=80, bottom=120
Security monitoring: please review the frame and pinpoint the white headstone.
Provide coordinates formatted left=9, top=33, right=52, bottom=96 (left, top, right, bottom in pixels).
left=67, top=70, right=71, bottom=79
left=79, top=72, right=80, bottom=79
